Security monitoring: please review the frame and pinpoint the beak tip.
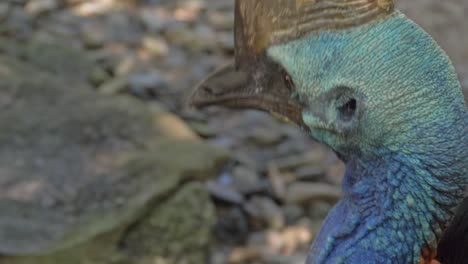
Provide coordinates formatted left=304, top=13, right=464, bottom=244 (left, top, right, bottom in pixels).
left=188, top=93, right=202, bottom=109
left=189, top=86, right=212, bottom=110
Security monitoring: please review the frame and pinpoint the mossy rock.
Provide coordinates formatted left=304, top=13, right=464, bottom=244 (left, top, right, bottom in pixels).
left=120, top=182, right=216, bottom=264
left=0, top=42, right=229, bottom=263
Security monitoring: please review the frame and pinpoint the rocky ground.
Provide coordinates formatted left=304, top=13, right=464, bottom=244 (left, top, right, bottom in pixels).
left=0, top=0, right=466, bottom=264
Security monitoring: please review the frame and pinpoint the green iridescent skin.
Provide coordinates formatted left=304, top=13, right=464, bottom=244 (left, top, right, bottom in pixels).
left=267, top=12, right=468, bottom=264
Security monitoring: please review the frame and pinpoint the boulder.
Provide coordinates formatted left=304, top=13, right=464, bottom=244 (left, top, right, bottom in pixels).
left=0, top=41, right=229, bottom=263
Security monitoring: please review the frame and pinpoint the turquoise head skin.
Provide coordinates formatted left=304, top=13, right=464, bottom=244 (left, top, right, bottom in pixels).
left=268, top=12, right=468, bottom=264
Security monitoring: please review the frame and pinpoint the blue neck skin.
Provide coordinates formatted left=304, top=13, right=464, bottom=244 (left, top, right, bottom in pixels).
left=265, top=11, right=468, bottom=263
left=306, top=116, right=468, bottom=264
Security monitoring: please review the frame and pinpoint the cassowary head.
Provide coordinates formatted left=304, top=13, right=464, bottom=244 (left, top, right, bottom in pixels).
left=192, top=0, right=468, bottom=263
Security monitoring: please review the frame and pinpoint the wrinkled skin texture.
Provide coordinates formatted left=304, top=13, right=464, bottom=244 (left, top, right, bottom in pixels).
left=268, top=12, right=468, bottom=264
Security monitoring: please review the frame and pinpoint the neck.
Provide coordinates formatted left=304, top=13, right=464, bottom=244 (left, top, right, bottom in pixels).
left=307, top=117, right=468, bottom=264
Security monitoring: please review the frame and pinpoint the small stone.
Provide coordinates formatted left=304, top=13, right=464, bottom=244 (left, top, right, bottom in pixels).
left=140, top=8, right=174, bottom=32
left=105, top=12, right=142, bottom=45
left=285, top=182, right=342, bottom=205
left=166, top=47, right=188, bottom=68
left=207, top=11, right=234, bottom=30
left=217, top=31, right=235, bottom=53
left=262, top=253, right=308, bottom=264
left=148, top=101, right=168, bottom=113
left=114, top=54, right=137, bottom=77
left=188, top=121, right=218, bottom=138
left=231, top=166, right=263, bottom=194
left=210, top=250, right=229, bottom=264
left=294, top=165, right=325, bottom=181
left=247, top=231, right=268, bottom=247
left=248, top=126, right=285, bottom=146
left=89, top=66, right=111, bottom=87
left=273, top=225, right=312, bottom=254
left=4, top=7, right=33, bottom=38
left=244, top=196, right=285, bottom=230
left=80, top=21, right=107, bottom=49
left=0, top=3, right=10, bottom=20
left=142, top=36, right=169, bottom=57
left=233, top=150, right=260, bottom=171
left=25, top=0, right=58, bottom=16
left=72, top=0, right=114, bottom=16
left=228, top=247, right=263, bottom=264
left=283, top=204, right=305, bottom=225
left=127, top=72, right=170, bottom=99
left=208, top=136, right=236, bottom=149
left=247, top=226, right=312, bottom=256
left=267, top=163, right=287, bottom=200
left=272, top=150, right=326, bottom=171
left=166, top=23, right=217, bottom=51
left=207, top=181, right=245, bottom=205
left=152, top=111, right=200, bottom=141
left=214, top=207, right=249, bottom=244
left=97, top=76, right=127, bottom=95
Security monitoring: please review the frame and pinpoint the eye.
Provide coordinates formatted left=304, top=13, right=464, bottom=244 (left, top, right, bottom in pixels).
left=282, top=70, right=295, bottom=92
left=338, top=98, right=357, bottom=122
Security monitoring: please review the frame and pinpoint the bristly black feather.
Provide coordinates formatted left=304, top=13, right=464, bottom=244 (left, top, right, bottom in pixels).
left=437, top=197, right=468, bottom=264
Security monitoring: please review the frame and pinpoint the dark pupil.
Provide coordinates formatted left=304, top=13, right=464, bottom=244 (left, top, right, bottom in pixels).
left=339, top=98, right=357, bottom=121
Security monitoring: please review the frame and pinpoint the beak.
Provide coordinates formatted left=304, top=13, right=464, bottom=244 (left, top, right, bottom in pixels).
left=190, top=0, right=396, bottom=132
left=190, top=61, right=307, bottom=129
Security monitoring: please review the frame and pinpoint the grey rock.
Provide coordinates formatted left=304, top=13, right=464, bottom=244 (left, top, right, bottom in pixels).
left=188, top=121, right=218, bottom=138
left=89, top=66, right=111, bottom=87
left=244, top=196, right=285, bottom=230
left=113, top=54, right=138, bottom=77
left=120, top=183, right=216, bottom=264
left=207, top=11, right=234, bottom=30
left=272, top=151, right=326, bottom=171
left=214, top=207, right=249, bottom=245
left=263, top=253, right=308, bottom=264
left=141, top=36, right=170, bottom=57
left=4, top=7, right=34, bottom=39
left=283, top=204, right=305, bottom=225
left=17, top=41, right=91, bottom=81
left=0, top=42, right=229, bottom=262
left=140, top=8, right=176, bottom=32
left=207, top=181, right=245, bottom=205
left=217, top=31, right=235, bottom=53
left=25, top=0, right=58, bottom=16
left=166, top=47, right=189, bottom=68
left=80, top=20, right=107, bottom=49
left=97, top=76, right=128, bottom=95
left=285, top=183, right=342, bottom=205
left=267, top=163, right=287, bottom=200
left=105, top=12, right=142, bottom=45
left=127, top=72, right=170, bottom=99
left=231, top=166, right=263, bottom=194
left=165, top=23, right=217, bottom=51
left=248, top=126, right=285, bottom=147
left=294, top=165, right=325, bottom=181
left=0, top=3, right=10, bottom=20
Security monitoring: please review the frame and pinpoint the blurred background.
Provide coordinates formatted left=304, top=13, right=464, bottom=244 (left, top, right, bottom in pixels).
left=0, top=0, right=466, bottom=264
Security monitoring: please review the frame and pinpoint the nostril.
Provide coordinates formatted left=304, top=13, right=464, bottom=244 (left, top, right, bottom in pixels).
left=203, top=85, right=215, bottom=95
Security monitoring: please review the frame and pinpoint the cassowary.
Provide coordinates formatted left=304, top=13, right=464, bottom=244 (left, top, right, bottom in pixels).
left=191, top=0, right=468, bottom=263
